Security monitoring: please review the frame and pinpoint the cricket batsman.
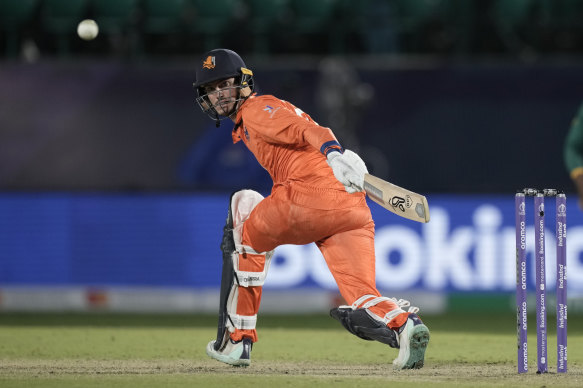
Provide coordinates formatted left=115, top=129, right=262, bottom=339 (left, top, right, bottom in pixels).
left=193, top=49, right=430, bottom=369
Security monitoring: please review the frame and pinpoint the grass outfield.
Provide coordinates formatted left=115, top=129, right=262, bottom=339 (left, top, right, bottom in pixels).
left=0, top=312, right=581, bottom=387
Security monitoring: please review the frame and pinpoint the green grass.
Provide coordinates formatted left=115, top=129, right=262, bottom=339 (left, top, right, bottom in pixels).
left=0, top=312, right=581, bottom=387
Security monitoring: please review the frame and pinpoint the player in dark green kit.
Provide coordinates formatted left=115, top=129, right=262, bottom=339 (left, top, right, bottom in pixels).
left=564, top=102, right=583, bottom=209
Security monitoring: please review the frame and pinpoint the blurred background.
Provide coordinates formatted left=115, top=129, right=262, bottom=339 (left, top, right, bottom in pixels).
left=1, top=0, right=583, bottom=316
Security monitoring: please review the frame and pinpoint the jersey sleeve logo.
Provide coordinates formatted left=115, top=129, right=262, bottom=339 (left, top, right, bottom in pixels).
left=202, top=56, right=216, bottom=69
left=263, top=105, right=281, bottom=118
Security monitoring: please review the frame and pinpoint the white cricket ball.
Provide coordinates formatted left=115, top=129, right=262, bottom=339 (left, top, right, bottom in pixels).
left=77, top=19, right=99, bottom=41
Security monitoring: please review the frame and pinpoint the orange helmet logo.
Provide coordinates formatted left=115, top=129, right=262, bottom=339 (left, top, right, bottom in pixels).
left=202, top=56, right=215, bottom=69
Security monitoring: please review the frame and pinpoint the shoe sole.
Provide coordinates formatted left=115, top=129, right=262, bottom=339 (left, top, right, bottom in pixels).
left=404, top=324, right=430, bottom=369
left=393, top=323, right=430, bottom=370
left=206, top=340, right=251, bottom=367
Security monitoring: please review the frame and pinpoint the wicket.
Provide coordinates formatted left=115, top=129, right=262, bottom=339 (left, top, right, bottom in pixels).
left=515, top=188, right=567, bottom=374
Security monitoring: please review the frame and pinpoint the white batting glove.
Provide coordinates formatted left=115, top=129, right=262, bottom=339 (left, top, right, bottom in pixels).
left=326, top=150, right=368, bottom=193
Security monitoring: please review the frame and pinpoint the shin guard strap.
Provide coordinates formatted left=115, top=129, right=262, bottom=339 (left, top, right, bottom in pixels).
left=232, top=249, right=274, bottom=288
left=230, top=314, right=257, bottom=330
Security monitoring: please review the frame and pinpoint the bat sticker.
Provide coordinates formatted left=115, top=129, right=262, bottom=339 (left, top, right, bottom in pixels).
left=390, top=196, right=406, bottom=212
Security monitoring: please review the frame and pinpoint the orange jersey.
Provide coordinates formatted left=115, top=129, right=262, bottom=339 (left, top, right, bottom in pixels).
left=233, top=94, right=344, bottom=189
left=228, top=95, right=407, bottom=344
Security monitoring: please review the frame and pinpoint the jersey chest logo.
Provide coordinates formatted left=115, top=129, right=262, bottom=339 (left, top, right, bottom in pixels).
left=263, top=105, right=280, bottom=118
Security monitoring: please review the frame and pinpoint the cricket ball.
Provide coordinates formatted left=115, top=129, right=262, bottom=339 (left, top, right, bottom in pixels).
left=77, top=19, right=99, bottom=41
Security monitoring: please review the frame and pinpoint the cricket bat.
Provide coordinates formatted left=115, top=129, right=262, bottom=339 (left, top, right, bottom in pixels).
left=363, top=173, right=430, bottom=223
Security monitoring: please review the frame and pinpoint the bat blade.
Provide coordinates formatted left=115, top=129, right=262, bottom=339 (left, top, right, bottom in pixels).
left=363, top=173, right=430, bottom=223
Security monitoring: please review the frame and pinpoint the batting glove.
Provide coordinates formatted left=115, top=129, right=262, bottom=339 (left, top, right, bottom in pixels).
left=327, top=150, right=368, bottom=193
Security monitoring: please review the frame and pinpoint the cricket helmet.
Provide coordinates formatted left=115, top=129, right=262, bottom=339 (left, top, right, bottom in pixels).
left=193, top=49, right=254, bottom=126
left=193, top=48, right=252, bottom=88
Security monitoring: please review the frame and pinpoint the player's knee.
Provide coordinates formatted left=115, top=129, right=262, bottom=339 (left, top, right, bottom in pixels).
left=230, top=189, right=264, bottom=229
left=224, top=190, right=274, bottom=287
left=220, top=189, right=263, bottom=260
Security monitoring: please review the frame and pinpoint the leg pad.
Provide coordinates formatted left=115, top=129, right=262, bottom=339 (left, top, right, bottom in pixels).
left=214, top=190, right=271, bottom=350
left=330, top=307, right=399, bottom=348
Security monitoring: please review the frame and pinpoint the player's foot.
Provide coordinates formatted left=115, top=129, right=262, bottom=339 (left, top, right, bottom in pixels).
left=206, top=337, right=253, bottom=367
left=330, top=306, right=399, bottom=348
left=392, top=313, right=430, bottom=370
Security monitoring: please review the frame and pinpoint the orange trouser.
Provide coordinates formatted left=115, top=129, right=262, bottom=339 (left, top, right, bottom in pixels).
left=230, top=182, right=407, bottom=342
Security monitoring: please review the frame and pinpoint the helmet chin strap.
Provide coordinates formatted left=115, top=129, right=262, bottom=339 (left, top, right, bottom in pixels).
left=239, top=85, right=252, bottom=98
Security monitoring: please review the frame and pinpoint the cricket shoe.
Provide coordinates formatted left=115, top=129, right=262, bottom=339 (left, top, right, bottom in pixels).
left=206, top=337, right=253, bottom=367
left=392, top=313, right=430, bottom=370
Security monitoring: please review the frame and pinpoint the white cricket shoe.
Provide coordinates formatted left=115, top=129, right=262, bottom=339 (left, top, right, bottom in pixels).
left=206, top=337, right=253, bottom=367
left=392, top=313, right=430, bottom=370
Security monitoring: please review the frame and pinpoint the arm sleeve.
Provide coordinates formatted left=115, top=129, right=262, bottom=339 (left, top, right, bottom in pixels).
left=564, top=103, right=583, bottom=178
left=243, top=99, right=343, bottom=156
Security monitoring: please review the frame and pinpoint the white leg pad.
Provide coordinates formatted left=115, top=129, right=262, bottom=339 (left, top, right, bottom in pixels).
left=223, top=190, right=275, bottom=333
left=229, top=190, right=274, bottom=287
left=231, top=190, right=264, bottom=231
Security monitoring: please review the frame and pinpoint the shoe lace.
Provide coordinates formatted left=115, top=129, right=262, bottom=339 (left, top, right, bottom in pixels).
left=389, top=297, right=420, bottom=314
